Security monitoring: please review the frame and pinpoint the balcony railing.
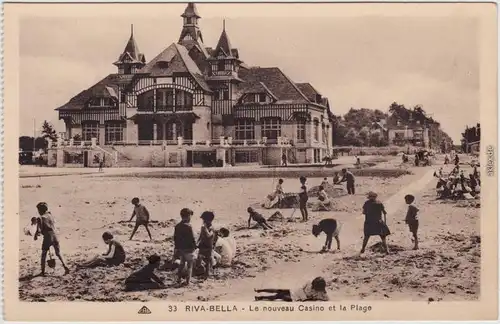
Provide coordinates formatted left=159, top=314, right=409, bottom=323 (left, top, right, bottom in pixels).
left=138, top=105, right=193, bottom=112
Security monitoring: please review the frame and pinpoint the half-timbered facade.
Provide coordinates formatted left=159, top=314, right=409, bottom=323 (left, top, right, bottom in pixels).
left=54, top=3, right=335, bottom=167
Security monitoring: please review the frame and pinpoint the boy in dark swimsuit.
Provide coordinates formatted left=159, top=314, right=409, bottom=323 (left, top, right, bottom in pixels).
left=298, top=176, right=309, bottom=221
left=125, top=254, right=165, bottom=291
left=247, top=207, right=273, bottom=230
left=34, top=202, right=70, bottom=276
left=77, top=232, right=126, bottom=268
left=404, top=194, right=420, bottom=250
left=129, top=197, right=153, bottom=241
left=312, top=218, right=341, bottom=252
left=197, top=211, right=216, bottom=279
left=174, top=208, right=197, bottom=285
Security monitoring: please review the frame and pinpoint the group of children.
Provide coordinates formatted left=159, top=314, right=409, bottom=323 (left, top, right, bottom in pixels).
left=27, top=164, right=424, bottom=301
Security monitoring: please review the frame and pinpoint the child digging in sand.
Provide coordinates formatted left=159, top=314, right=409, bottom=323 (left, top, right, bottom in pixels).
left=254, top=277, right=329, bottom=301
left=312, top=219, right=341, bottom=252
left=128, top=197, right=153, bottom=241
left=174, top=208, right=197, bottom=286
left=125, top=254, right=165, bottom=291
left=247, top=207, right=273, bottom=230
left=77, top=232, right=126, bottom=268
left=404, top=194, right=420, bottom=250
left=34, top=202, right=70, bottom=276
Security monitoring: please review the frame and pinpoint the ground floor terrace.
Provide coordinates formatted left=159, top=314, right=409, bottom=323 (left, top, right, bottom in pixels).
left=47, top=137, right=332, bottom=168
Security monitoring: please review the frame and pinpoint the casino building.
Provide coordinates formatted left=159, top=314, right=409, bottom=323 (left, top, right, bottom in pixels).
left=52, top=3, right=335, bottom=167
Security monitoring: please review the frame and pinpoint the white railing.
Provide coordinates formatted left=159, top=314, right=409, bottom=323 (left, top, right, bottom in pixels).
left=48, top=136, right=294, bottom=149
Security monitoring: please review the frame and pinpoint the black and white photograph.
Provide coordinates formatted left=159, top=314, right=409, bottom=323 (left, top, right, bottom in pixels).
left=3, top=1, right=498, bottom=321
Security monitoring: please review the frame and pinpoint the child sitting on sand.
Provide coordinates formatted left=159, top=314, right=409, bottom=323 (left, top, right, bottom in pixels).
left=247, top=207, right=273, bottom=230
left=197, top=211, right=216, bottom=279
left=312, top=218, right=341, bottom=252
left=174, top=208, right=197, bottom=286
left=128, top=197, right=153, bottom=241
left=214, top=227, right=237, bottom=268
left=404, top=194, right=420, bottom=250
left=125, top=254, right=165, bottom=291
left=77, top=232, right=126, bottom=268
left=254, top=277, right=330, bottom=302
left=321, top=178, right=329, bottom=188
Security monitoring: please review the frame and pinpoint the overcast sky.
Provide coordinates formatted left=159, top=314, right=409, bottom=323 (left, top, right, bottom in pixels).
left=19, top=3, right=480, bottom=143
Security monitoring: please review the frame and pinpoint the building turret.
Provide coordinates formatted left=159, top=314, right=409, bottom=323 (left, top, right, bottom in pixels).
left=113, top=25, right=146, bottom=75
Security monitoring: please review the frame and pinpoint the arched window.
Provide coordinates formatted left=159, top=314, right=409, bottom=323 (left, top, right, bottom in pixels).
left=261, top=118, right=281, bottom=140
left=156, top=89, right=174, bottom=111
left=137, top=90, right=155, bottom=111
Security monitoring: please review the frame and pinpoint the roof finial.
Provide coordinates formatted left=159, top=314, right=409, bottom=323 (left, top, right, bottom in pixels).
left=223, top=19, right=225, bottom=31
left=131, top=24, right=134, bottom=37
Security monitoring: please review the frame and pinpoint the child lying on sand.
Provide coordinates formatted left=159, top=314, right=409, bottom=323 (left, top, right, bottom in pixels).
left=77, top=232, right=126, bottom=268
left=125, top=254, right=165, bottom=291
left=254, top=277, right=329, bottom=301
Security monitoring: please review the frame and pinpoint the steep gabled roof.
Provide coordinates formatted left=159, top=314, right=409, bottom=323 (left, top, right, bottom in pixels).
left=213, top=29, right=233, bottom=58
left=238, top=67, right=310, bottom=104
left=239, top=81, right=278, bottom=102
left=114, top=25, right=146, bottom=65
left=139, top=43, right=211, bottom=92
left=181, top=3, right=201, bottom=18
left=55, top=75, right=123, bottom=111
left=296, top=83, right=321, bottom=102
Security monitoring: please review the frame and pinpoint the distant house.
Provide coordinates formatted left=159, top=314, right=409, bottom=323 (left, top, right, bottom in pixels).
left=387, top=118, right=430, bottom=148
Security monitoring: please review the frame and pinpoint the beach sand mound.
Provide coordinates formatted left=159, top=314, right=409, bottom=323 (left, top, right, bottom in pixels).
left=309, top=184, right=347, bottom=198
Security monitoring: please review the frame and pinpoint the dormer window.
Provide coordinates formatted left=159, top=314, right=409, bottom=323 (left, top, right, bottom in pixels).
left=89, top=98, right=101, bottom=107
left=157, top=61, right=169, bottom=69
left=315, top=94, right=322, bottom=103
left=258, top=93, right=266, bottom=103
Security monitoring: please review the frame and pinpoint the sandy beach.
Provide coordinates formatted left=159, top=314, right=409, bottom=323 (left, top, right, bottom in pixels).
left=18, top=156, right=480, bottom=302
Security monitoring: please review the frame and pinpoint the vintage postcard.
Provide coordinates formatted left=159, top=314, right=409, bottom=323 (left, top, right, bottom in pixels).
left=3, top=1, right=498, bottom=321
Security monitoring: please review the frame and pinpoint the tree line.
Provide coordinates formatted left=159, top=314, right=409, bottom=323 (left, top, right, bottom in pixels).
left=19, top=120, right=59, bottom=152
left=460, top=123, right=480, bottom=153
left=332, top=102, right=454, bottom=150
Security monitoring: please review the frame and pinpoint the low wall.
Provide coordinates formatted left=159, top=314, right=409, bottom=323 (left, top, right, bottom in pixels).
left=104, top=167, right=412, bottom=179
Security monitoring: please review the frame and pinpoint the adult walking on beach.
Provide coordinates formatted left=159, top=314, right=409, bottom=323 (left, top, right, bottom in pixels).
left=359, top=191, right=391, bottom=255
left=336, top=168, right=355, bottom=195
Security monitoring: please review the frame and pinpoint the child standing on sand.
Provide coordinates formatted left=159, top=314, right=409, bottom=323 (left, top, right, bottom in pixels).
left=404, top=194, right=420, bottom=250
left=174, top=208, right=197, bottom=286
left=359, top=191, right=391, bottom=255
left=125, top=254, right=165, bottom=291
left=254, top=277, right=330, bottom=302
left=128, top=197, right=153, bottom=241
left=34, top=202, right=70, bottom=276
left=298, top=176, right=309, bottom=222
left=197, top=211, right=216, bottom=279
